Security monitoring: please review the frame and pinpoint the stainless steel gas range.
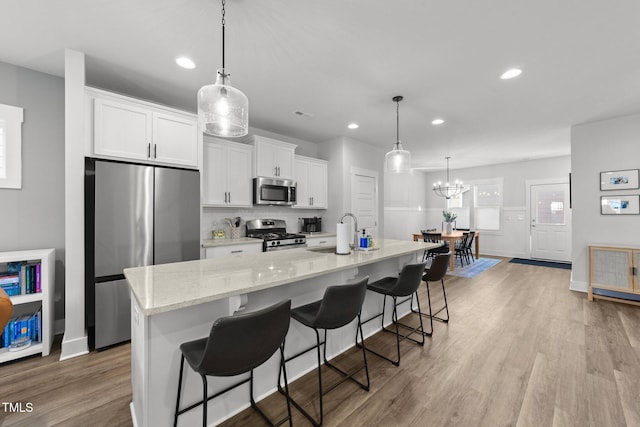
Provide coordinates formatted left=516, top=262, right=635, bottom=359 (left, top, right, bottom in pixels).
left=246, top=219, right=307, bottom=251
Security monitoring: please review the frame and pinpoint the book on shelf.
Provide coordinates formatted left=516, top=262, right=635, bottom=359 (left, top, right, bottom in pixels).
left=0, top=273, right=21, bottom=296
left=1, top=308, right=41, bottom=350
left=0, top=261, right=42, bottom=296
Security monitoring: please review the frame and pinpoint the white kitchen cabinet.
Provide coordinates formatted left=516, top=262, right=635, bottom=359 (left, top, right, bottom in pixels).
left=92, top=90, right=198, bottom=168
left=246, top=135, right=296, bottom=179
left=294, top=155, right=328, bottom=209
left=203, top=138, right=253, bottom=207
left=0, top=249, right=55, bottom=363
left=205, top=243, right=263, bottom=259
left=305, top=236, right=336, bottom=248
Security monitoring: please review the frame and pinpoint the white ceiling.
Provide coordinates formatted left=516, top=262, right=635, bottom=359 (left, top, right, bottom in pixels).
left=3, top=0, right=640, bottom=170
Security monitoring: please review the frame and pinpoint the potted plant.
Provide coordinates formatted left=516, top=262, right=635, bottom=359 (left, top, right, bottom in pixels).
left=442, top=211, right=457, bottom=234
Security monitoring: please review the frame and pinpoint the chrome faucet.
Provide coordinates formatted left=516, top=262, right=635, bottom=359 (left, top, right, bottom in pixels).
left=340, top=213, right=359, bottom=251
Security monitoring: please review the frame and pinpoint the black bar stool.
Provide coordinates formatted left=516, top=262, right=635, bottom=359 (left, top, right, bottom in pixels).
left=278, top=276, right=370, bottom=426
left=174, top=299, right=292, bottom=427
left=357, top=262, right=427, bottom=366
left=411, top=252, right=450, bottom=335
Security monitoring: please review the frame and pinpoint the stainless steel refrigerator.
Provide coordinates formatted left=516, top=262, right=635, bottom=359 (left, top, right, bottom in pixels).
left=85, top=158, right=200, bottom=349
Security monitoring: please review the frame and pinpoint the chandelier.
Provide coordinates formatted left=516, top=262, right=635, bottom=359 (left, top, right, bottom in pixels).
left=385, top=95, right=411, bottom=173
left=433, top=157, right=463, bottom=199
left=197, top=0, right=249, bottom=137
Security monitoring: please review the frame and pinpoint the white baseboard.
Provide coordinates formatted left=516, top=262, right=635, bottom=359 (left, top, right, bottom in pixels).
left=59, top=333, right=89, bottom=361
left=570, top=279, right=588, bottom=293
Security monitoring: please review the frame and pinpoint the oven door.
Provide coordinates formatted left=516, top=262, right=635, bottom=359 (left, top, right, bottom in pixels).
left=266, top=244, right=307, bottom=252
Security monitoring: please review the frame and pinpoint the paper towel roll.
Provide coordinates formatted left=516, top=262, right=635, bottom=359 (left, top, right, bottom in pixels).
left=336, top=223, right=351, bottom=254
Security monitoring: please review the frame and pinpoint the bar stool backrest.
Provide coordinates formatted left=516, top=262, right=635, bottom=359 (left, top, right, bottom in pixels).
left=423, top=252, right=450, bottom=282
left=197, top=299, right=292, bottom=377
left=313, top=276, right=369, bottom=329
left=392, top=262, right=428, bottom=297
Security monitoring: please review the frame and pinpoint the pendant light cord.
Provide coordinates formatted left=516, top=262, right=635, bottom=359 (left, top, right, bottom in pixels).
left=396, top=99, right=400, bottom=145
left=446, top=156, right=450, bottom=182
left=221, top=0, right=226, bottom=74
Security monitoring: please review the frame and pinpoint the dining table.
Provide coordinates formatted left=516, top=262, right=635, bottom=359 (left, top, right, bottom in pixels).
left=412, top=230, right=480, bottom=272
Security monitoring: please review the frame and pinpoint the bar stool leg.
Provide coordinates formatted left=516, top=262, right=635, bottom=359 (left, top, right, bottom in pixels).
left=201, top=375, right=208, bottom=427
left=174, top=355, right=185, bottom=427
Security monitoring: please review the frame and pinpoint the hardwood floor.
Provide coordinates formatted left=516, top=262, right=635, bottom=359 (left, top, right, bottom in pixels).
left=2, top=257, right=639, bottom=426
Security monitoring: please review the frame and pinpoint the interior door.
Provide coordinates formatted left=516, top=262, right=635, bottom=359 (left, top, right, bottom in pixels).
left=530, top=182, right=572, bottom=261
left=351, top=169, right=378, bottom=239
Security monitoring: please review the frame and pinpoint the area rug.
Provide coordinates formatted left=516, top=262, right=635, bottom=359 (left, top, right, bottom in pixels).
left=508, top=258, right=572, bottom=270
left=436, top=257, right=502, bottom=278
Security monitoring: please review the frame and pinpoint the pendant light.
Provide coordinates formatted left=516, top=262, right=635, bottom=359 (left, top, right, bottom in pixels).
left=385, top=95, right=411, bottom=173
left=433, top=156, right=464, bottom=199
left=197, top=0, right=248, bottom=137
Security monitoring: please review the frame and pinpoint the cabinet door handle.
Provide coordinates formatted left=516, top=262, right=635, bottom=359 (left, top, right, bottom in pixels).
left=311, top=197, right=314, bottom=205
left=153, top=144, right=157, bottom=159
left=319, top=240, right=327, bottom=244
left=224, top=192, right=228, bottom=203
left=228, top=192, right=231, bottom=203
left=231, top=250, right=243, bottom=254
left=147, top=143, right=151, bottom=158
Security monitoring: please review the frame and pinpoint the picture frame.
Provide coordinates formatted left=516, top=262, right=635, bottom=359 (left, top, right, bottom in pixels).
left=600, top=195, right=640, bottom=215
left=600, top=169, right=639, bottom=191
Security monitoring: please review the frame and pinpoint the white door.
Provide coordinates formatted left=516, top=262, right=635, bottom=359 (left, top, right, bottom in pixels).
left=351, top=168, right=378, bottom=239
left=529, top=182, right=572, bottom=261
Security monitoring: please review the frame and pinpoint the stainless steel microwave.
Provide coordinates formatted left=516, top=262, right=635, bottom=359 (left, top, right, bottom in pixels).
left=253, top=177, right=297, bottom=206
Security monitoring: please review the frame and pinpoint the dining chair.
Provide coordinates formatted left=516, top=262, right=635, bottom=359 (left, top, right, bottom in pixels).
left=421, top=232, right=449, bottom=262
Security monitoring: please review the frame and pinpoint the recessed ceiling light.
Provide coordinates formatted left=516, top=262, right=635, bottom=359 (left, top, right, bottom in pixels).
left=431, top=119, right=445, bottom=125
left=348, top=123, right=359, bottom=129
left=500, top=68, right=522, bottom=79
left=176, top=57, right=196, bottom=69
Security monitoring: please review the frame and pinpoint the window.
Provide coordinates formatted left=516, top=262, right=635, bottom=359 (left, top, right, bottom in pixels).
left=0, top=103, right=24, bottom=189
left=474, top=180, right=503, bottom=231
left=446, top=188, right=471, bottom=229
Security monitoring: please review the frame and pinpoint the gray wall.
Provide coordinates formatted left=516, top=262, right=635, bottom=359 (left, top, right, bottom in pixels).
left=571, top=114, right=640, bottom=291
left=0, top=61, right=65, bottom=328
left=318, top=137, right=386, bottom=235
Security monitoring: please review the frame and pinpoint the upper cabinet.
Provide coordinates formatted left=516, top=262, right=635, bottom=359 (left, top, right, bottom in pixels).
left=294, top=155, right=328, bottom=209
left=245, top=135, right=296, bottom=179
left=90, top=89, right=198, bottom=168
left=202, top=138, right=253, bottom=207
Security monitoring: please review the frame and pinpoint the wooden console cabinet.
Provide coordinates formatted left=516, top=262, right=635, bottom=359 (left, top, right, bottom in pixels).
left=588, top=245, right=640, bottom=306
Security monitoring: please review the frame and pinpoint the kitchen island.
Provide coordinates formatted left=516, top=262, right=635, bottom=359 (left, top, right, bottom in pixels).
left=125, top=239, right=435, bottom=427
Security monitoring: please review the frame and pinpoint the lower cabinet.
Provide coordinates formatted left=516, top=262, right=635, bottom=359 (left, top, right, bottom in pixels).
left=305, top=236, right=337, bottom=248
left=205, top=243, right=263, bottom=259
left=589, top=244, right=640, bottom=305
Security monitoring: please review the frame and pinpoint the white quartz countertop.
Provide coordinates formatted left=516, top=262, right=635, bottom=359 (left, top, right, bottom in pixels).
left=125, top=239, right=436, bottom=316
left=202, top=237, right=262, bottom=248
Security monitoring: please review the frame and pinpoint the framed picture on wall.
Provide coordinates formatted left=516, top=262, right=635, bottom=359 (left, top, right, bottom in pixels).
left=600, top=169, right=639, bottom=191
left=601, top=195, right=640, bottom=215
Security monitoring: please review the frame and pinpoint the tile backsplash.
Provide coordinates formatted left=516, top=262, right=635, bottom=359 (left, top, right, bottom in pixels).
left=201, top=206, right=330, bottom=240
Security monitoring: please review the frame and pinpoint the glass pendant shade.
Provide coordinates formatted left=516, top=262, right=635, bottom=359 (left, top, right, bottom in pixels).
left=385, top=141, right=411, bottom=173
left=386, top=95, right=411, bottom=173
left=198, top=71, right=248, bottom=137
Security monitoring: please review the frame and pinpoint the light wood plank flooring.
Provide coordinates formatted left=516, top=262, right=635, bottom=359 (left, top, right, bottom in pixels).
left=2, top=257, right=639, bottom=426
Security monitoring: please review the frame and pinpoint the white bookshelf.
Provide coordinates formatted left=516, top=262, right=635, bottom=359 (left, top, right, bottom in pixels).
left=0, top=248, right=55, bottom=363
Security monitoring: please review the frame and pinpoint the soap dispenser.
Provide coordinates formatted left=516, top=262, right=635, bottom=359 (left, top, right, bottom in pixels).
left=360, top=230, right=368, bottom=249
